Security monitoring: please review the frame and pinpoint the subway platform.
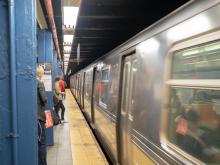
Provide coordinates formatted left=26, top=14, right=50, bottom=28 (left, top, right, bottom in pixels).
left=47, top=90, right=108, bottom=165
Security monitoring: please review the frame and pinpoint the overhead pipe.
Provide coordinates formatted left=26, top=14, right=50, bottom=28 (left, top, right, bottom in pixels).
left=44, top=0, right=61, bottom=60
left=8, top=0, right=18, bottom=165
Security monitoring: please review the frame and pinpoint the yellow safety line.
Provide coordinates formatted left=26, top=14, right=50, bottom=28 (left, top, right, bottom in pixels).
left=66, top=90, right=109, bottom=165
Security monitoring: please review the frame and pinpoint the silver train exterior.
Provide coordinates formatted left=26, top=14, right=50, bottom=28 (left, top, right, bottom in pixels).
left=70, top=1, right=220, bottom=164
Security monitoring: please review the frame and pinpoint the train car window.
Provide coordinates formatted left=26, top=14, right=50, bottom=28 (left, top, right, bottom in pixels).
left=167, top=88, right=220, bottom=164
left=99, top=67, right=110, bottom=108
left=172, top=40, right=220, bottom=79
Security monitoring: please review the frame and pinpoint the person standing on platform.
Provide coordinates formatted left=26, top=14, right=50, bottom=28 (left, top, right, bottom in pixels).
left=37, top=65, right=47, bottom=165
left=53, top=76, right=66, bottom=121
left=59, top=76, right=66, bottom=99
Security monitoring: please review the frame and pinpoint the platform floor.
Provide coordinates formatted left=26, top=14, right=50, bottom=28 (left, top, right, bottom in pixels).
left=47, top=89, right=108, bottom=165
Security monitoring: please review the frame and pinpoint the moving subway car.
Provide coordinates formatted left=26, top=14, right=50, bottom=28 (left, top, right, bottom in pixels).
left=70, top=1, right=220, bottom=164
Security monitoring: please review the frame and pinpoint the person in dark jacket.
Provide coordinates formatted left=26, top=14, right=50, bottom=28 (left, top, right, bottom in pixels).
left=37, top=65, right=47, bottom=165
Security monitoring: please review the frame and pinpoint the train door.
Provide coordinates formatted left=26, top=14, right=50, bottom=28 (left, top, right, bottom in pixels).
left=74, top=76, right=77, bottom=96
left=91, top=67, right=97, bottom=124
left=79, top=74, right=82, bottom=105
left=76, top=75, right=78, bottom=98
left=82, top=72, right=85, bottom=109
left=120, top=54, right=137, bottom=165
left=74, top=76, right=76, bottom=95
left=75, top=75, right=77, bottom=97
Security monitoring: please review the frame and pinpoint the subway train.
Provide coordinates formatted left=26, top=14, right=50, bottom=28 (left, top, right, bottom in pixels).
left=70, top=1, right=220, bottom=164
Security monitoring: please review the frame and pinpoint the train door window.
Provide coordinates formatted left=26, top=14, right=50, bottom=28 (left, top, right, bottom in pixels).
left=75, top=76, right=77, bottom=96
left=121, top=62, right=131, bottom=113
left=129, top=59, right=137, bottom=121
left=94, top=69, right=101, bottom=103
left=85, top=72, right=91, bottom=98
left=70, top=76, right=73, bottom=90
left=85, top=72, right=89, bottom=98
left=88, top=71, right=93, bottom=99
left=81, top=72, right=85, bottom=108
left=75, top=76, right=77, bottom=94
left=76, top=75, right=78, bottom=97
left=74, top=76, right=76, bottom=94
left=79, top=74, right=82, bottom=99
left=77, top=74, right=80, bottom=98
left=164, top=39, right=220, bottom=164
left=80, top=74, right=83, bottom=103
left=99, top=66, right=110, bottom=109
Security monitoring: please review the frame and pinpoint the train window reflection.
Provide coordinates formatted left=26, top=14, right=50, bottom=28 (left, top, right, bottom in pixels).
left=168, top=88, right=220, bottom=164
left=172, top=40, right=220, bottom=79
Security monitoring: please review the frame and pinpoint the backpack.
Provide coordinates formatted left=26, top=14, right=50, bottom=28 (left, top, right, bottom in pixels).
left=52, top=110, right=61, bottom=125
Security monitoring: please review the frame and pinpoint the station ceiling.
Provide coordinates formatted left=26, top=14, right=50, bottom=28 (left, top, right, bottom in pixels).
left=67, top=0, right=190, bottom=74
left=39, top=0, right=191, bottom=75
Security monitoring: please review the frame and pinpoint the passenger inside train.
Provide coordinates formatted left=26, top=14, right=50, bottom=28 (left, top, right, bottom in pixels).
left=169, top=88, right=220, bottom=163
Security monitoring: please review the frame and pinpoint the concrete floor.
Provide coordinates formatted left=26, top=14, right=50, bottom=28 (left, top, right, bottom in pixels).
left=47, top=108, right=73, bottom=165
